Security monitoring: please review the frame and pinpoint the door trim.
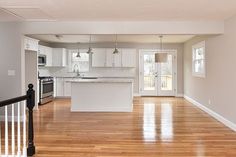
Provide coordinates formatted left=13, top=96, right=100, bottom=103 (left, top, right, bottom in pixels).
left=139, top=49, right=178, bottom=96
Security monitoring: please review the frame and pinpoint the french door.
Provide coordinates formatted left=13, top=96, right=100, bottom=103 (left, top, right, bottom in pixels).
left=139, top=50, right=177, bottom=96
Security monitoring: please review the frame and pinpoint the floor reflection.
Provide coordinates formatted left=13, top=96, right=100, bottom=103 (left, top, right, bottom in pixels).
left=143, top=103, right=156, bottom=142
left=161, top=103, right=173, bottom=141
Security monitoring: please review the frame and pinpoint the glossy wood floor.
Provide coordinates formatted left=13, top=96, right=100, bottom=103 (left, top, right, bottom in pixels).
left=33, top=97, right=236, bottom=157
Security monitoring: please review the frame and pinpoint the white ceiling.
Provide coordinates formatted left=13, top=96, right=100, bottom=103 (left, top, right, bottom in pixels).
left=28, top=34, right=195, bottom=43
left=1, top=0, right=236, bottom=21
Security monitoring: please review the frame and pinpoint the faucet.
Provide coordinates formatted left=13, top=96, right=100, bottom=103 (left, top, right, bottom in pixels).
left=73, top=64, right=80, bottom=77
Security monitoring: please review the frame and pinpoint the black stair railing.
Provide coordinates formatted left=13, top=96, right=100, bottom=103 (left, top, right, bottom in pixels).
left=0, top=84, right=36, bottom=156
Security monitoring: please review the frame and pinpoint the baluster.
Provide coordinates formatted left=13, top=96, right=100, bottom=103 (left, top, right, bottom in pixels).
left=12, top=103, right=15, bottom=156
left=27, top=84, right=36, bottom=156
left=5, top=106, right=8, bottom=156
left=23, top=101, right=27, bottom=157
left=17, top=102, right=21, bottom=156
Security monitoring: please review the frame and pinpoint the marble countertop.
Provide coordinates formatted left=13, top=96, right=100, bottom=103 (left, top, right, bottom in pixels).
left=70, top=78, right=133, bottom=83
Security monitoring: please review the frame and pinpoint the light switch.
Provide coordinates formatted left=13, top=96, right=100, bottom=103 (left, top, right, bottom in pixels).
left=8, top=70, right=15, bottom=76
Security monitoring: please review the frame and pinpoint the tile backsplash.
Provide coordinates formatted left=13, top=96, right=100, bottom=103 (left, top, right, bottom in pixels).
left=39, top=67, right=136, bottom=78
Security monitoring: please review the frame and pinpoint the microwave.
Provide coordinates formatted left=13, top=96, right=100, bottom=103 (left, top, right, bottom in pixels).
left=38, top=54, right=46, bottom=66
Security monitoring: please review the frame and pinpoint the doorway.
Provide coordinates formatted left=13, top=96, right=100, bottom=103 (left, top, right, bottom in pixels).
left=139, top=50, right=177, bottom=96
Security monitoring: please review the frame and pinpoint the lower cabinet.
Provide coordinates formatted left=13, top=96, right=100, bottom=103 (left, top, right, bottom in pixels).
left=64, top=79, right=72, bottom=97
left=56, top=78, right=64, bottom=97
left=55, top=78, right=71, bottom=97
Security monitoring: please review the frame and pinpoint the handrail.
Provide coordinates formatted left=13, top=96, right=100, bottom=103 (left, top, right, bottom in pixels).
left=0, top=84, right=36, bottom=156
left=0, top=95, right=28, bottom=108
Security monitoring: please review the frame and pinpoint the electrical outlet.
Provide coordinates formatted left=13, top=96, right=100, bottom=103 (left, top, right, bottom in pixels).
left=8, top=70, right=15, bottom=76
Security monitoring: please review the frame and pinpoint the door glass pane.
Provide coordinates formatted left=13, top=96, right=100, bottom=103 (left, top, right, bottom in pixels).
left=143, top=54, right=156, bottom=90
left=160, top=54, right=173, bottom=91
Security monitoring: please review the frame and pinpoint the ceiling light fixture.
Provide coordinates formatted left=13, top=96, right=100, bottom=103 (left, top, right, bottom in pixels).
left=76, top=42, right=81, bottom=58
left=87, top=35, right=93, bottom=54
left=155, top=35, right=167, bottom=63
left=113, top=34, right=119, bottom=54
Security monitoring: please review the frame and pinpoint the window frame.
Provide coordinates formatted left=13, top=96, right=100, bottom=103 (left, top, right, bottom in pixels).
left=192, top=41, right=206, bottom=78
left=68, top=49, right=90, bottom=73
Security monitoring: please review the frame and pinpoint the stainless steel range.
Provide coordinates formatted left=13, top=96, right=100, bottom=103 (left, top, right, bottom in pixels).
left=39, top=77, right=54, bottom=104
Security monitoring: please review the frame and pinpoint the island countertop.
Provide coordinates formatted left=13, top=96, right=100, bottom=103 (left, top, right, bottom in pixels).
left=69, top=78, right=134, bottom=83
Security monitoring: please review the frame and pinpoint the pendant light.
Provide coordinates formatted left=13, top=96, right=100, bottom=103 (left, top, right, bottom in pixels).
left=87, top=35, right=93, bottom=54
left=76, top=42, right=81, bottom=58
left=155, top=35, right=167, bottom=63
left=113, top=34, right=119, bottom=54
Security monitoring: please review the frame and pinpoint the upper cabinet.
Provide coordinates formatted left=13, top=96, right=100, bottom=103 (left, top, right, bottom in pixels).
left=92, top=48, right=106, bottom=67
left=92, top=48, right=136, bottom=68
left=52, top=48, right=67, bottom=67
left=24, top=37, right=39, bottom=52
left=121, top=49, right=136, bottom=67
left=38, top=46, right=67, bottom=67
left=39, top=45, right=53, bottom=66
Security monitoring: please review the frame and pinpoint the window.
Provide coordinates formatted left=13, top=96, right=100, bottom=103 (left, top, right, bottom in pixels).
left=68, top=49, right=89, bottom=72
left=192, top=41, right=206, bottom=78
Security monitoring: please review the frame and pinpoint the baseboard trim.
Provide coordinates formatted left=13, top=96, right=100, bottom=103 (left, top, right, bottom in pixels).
left=184, top=95, right=236, bottom=132
left=175, top=94, right=184, bottom=97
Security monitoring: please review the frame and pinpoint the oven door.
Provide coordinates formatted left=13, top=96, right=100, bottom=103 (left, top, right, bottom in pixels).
left=41, top=81, right=54, bottom=98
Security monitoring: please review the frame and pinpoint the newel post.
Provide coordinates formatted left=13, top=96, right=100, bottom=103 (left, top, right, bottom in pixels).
left=27, top=84, right=36, bottom=156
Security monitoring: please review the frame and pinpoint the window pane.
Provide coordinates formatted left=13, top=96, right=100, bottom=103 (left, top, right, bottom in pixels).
left=160, top=54, right=172, bottom=91
left=194, top=60, right=204, bottom=73
left=71, top=52, right=89, bottom=72
left=194, top=48, right=204, bottom=60
left=143, top=54, right=155, bottom=90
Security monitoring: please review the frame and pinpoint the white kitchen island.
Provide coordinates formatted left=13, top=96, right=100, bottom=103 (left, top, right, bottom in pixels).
left=70, top=79, right=133, bottom=112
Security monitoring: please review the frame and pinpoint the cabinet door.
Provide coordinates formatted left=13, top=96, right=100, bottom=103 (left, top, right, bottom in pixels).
left=113, top=48, right=122, bottom=67
left=92, top=48, right=106, bottom=67
left=56, top=78, right=64, bottom=97
left=121, top=49, right=136, bottom=67
left=64, top=79, right=71, bottom=97
left=52, top=48, right=67, bottom=67
left=45, top=46, right=52, bottom=66
left=105, top=49, right=114, bottom=67
left=38, top=45, right=44, bottom=54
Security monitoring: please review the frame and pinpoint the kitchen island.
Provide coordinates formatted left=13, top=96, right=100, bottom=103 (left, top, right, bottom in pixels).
left=70, top=79, right=133, bottom=112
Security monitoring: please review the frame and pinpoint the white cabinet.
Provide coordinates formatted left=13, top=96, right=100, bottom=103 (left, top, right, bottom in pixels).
left=52, top=48, right=67, bottom=67
left=113, top=50, right=122, bottom=67
left=92, top=48, right=136, bottom=68
left=64, top=79, right=71, bottom=97
left=45, top=46, right=53, bottom=66
left=38, top=45, right=53, bottom=66
left=24, top=37, right=39, bottom=52
left=92, top=48, right=106, bottom=67
left=106, top=48, right=122, bottom=67
left=55, top=78, right=72, bottom=97
left=105, top=49, right=113, bottom=67
left=121, top=49, right=136, bottom=67
left=56, top=78, right=64, bottom=97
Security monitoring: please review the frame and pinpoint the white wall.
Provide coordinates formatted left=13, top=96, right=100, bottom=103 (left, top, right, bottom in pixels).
left=184, top=14, right=236, bottom=127
left=0, top=22, right=22, bottom=100
left=0, top=22, right=24, bottom=119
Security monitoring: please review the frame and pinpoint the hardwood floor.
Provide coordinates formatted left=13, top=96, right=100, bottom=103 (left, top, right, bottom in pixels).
left=33, top=97, right=236, bottom=157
